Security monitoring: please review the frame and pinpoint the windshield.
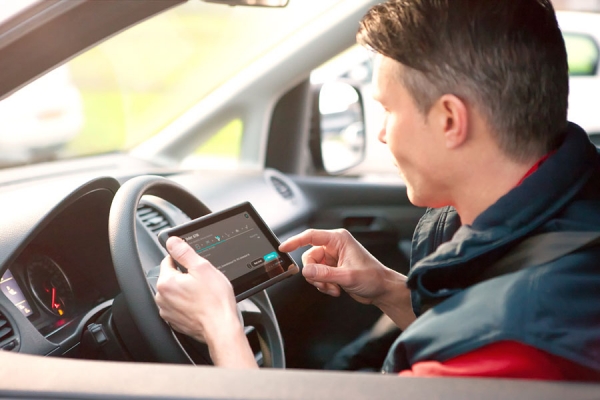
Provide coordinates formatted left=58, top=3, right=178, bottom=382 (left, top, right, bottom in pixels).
left=1, top=1, right=598, bottom=171
left=0, top=0, right=341, bottom=168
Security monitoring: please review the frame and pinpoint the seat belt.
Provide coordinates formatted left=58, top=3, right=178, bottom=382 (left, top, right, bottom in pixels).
left=420, top=231, right=600, bottom=314
left=477, top=231, right=600, bottom=281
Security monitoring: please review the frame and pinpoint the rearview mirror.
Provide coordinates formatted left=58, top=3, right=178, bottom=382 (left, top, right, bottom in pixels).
left=310, top=81, right=366, bottom=174
left=202, top=0, right=289, bottom=7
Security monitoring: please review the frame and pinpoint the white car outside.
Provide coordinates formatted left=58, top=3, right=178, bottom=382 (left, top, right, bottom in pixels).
left=0, top=65, right=84, bottom=164
left=558, top=11, right=600, bottom=137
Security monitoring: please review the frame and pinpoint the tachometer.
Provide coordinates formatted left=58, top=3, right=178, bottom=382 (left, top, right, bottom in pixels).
left=26, top=255, right=74, bottom=317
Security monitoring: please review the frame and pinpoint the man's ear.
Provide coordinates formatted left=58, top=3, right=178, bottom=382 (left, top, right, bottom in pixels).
left=432, top=94, right=468, bottom=149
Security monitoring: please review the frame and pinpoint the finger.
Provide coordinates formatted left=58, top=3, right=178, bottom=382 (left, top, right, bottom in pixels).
left=167, top=321, right=184, bottom=335
left=302, top=262, right=351, bottom=285
left=302, top=246, right=325, bottom=265
left=159, top=255, right=179, bottom=277
left=279, top=229, right=337, bottom=252
left=307, top=279, right=341, bottom=297
left=156, top=296, right=171, bottom=317
left=323, top=283, right=341, bottom=297
left=157, top=258, right=180, bottom=294
left=154, top=284, right=174, bottom=310
left=166, top=236, right=213, bottom=272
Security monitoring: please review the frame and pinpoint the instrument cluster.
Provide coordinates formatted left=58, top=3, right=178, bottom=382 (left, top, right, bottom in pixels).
left=2, top=254, right=77, bottom=335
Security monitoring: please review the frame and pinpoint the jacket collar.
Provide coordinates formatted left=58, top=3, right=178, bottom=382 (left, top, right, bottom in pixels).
left=407, top=123, right=600, bottom=298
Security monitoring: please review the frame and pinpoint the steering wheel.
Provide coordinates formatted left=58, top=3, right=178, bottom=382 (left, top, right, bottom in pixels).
left=108, top=175, right=285, bottom=367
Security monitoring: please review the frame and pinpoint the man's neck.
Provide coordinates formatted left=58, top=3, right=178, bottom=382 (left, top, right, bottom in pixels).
left=451, top=155, right=537, bottom=226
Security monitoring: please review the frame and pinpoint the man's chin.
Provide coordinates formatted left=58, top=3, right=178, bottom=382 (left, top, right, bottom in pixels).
left=405, top=185, right=439, bottom=209
left=404, top=186, right=421, bottom=207
left=407, top=189, right=453, bottom=210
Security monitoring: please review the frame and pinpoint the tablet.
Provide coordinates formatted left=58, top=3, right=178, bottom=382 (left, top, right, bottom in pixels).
left=158, top=201, right=299, bottom=302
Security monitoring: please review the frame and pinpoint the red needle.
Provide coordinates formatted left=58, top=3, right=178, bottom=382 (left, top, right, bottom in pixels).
left=51, top=287, right=57, bottom=309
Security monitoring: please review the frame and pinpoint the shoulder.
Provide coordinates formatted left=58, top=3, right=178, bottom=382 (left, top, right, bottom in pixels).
left=518, top=246, right=600, bottom=345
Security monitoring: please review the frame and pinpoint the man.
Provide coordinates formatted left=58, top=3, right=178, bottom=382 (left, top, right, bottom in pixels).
left=155, top=0, right=600, bottom=378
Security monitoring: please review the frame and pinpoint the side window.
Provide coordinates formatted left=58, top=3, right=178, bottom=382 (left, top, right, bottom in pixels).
left=564, top=32, right=599, bottom=76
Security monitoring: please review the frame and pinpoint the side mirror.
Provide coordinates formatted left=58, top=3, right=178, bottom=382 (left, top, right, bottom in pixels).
left=310, top=81, right=366, bottom=174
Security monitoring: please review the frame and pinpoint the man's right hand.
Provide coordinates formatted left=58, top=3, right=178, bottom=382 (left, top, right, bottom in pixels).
left=279, top=229, right=416, bottom=328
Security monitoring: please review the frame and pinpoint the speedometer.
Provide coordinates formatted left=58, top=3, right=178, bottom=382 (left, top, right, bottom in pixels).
left=26, top=255, right=74, bottom=317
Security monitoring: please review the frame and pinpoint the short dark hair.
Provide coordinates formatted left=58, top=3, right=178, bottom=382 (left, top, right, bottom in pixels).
left=358, top=0, right=569, bottom=162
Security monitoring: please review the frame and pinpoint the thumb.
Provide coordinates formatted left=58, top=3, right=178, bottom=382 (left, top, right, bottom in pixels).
left=166, top=236, right=206, bottom=271
left=302, top=263, right=344, bottom=284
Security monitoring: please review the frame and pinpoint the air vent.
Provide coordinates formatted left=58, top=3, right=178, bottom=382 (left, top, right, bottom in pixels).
left=0, top=310, right=18, bottom=351
left=137, top=204, right=173, bottom=234
left=270, top=176, right=294, bottom=199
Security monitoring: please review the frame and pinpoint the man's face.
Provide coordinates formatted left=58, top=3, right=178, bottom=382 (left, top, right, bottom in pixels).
left=371, top=55, right=451, bottom=208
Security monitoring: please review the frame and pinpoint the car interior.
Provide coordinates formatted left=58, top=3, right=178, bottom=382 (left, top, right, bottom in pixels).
left=0, top=0, right=598, bottom=399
